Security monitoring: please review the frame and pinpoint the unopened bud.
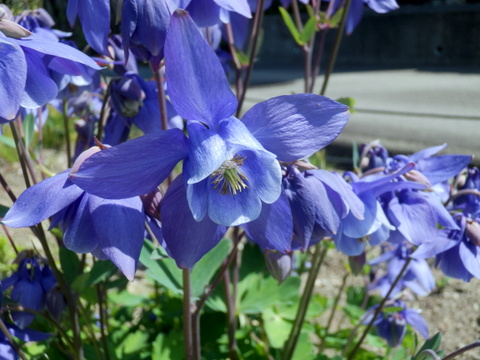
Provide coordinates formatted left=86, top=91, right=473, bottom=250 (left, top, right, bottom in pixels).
left=349, top=252, right=366, bottom=275
left=466, top=220, right=480, bottom=247
left=404, top=169, right=431, bottom=187
left=264, top=250, right=293, bottom=284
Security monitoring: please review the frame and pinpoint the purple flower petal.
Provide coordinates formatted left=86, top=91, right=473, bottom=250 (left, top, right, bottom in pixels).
left=242, top=190, right=292, bottom=252
left=20, top=48, right=58, bottom=108
left=70, top=129, right=189, bottom=199
left=165, top=10, right=237, bottom=127
left=76, top=0, right=110, bottom=55
left=89, top=196, right=145, bottom=280
left=2, top=171, right=84, bottom=228
left=241, top=94, right=349, bottom=161
left=404, top=309, right=428, bottom=339
left=161, top=175, right=227, bottom=269
left=0, top=38, right=26, bottom=120
left=62, top=194, right=99, bottom=253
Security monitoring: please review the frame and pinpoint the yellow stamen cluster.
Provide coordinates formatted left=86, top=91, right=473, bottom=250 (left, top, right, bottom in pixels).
left=211, top=155, right=249, bottom=196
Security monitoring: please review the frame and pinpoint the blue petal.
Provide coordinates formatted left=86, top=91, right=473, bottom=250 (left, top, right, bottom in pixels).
left=2, top=171, right=84, bottom=228
left=165, top=10, right=237, bottom=127
left=416, top=154, right=472, bottom=185
left=0, top=38, right=26, bottom=120
left=161, top=175, right=227, bottom=269
left=184, top=121, right=228, bottom=184
left=62, top=194, right=99, bottom=253
left=404, top=309, right=428, bottom=339
left=8, top=324, right=51, bottom=342
left=89, top=196, right=145, bottom=280
left=214, top=0, right=252, bottom=18
left=242, top=190, right=292, bottom=252
left=77, top=0, right=110, bottom=55
left=207, top=182, right=261, bottom=226
left=11, top=280, right=44, bottom=328
left=241, top=94, right=349, bottom=161
left=70, top=129, right=189, bottom=199
left=333, top=224, right=365, bottom=256
left=458, top=240, right=480, bottom=279
left=11, top=35, right=101, bottom=70
left=20, top=48, right=58, bottom=108
left=345, top=0, right=364, bottom=35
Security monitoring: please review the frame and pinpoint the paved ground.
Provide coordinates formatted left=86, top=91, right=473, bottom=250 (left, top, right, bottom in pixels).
left=244, top=67, right=480, bottom=166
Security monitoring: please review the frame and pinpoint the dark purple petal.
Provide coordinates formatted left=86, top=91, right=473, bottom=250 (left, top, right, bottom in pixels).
left=186, top=0, right=221, bottom=27
left=345, top=0, right=364, bottom=35
left=165, top=10, right=237, bottom=127
left=8, top=324, right=51, bottom=342
left=0, top=38, right=26, bottom=120
left=241, top=94, right=349, bottom=161
left=242, top=190, right=292, bottom=252
left=70, top=129, right=189, bottom=199
left=161, top=175, right=227, bottom=269
left=437, top=244, right=472, bottom=281
left=2, top=171, right=83, bottom=228
left=89, top=196, right=145, bottom=280
left=11, top=280, right=44, bottom=328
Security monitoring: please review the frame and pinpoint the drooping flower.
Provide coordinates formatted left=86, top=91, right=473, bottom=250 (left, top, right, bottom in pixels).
left=369, top=242, right=435, bottom=297
left=0, top=6, right=101, bottom=122
left=1, top=147, right=177, bottom=280
left=363, top=300, right=428, bottom=347
left=282, top=165, right=364, bottom=251
left=1, top=255, right=56, bottom=329
left=70, top=10, right=349, bottom=268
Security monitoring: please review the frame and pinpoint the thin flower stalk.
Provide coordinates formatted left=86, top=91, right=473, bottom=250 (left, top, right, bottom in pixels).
left=320, top=0, right=353, bottom=95
left=282, top=242, right=329, bottom=360
left=0, top=318, right=28, bottom=360
left=62, top=99, right=72, bottom=167
left=346, top=257, right=412, bottom=360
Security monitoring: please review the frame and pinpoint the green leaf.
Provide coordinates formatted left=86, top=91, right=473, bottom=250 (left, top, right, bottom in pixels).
left=330, top=8, right=344, bottom=27
left=191, top=238, right=231, bottom=297
left=0, top=135, right=15, bottom=148
left=108, top=289, right=148, bottom=307
left=336, top=97, right=355, bottom=112
left=262, top=307, right=292, bottom=348
left=413, top=333, right=443, bottom=360
left=88, top=260, right=118, bottom=286
left=152, top=331, right=185, bottom=360
left=22, top=113, right=35, bottom=149
left=238, top=274, right=300, bottom=314
left=140, top=240, right=183, bottom=295
left=0, top=204, right=9, bottom=218
left=343, top=304, right=364, bottom=322
left=292, top=332, right=316, bottom=360
left=300, top=15, right=318, bottom=44
left=279, top=7, right=302, bottom=45
left=59, top=247, right=80, bottom=284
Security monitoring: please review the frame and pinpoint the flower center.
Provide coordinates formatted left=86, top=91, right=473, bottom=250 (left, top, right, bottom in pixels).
left=211, top=155, right=249, bottom=196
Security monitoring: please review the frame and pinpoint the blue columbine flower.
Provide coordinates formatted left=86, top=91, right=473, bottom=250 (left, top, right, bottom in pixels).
left=1, top=255, right=56, bottom=329
left=369, top=243, right=435, bottom=297
left=0, top=7, right=101, bottom=122
left=363, top=300, right=428, bottom=347
left=282, top=165, right=364, bottom=251
left=1, top=147, right=173, bottom=280
left=69, top=10, right=349, bottom=268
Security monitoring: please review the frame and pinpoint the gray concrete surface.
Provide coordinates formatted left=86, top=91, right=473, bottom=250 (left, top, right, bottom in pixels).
left=244, top=68, right=480, bottom=166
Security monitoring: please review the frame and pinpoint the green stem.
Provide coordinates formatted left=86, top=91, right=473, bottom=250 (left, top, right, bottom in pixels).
left=9, top=121, right=31, bottom=189
left=62, top=99, right=72, bottom=168
left=319, top=272, right=349, bottom=350
left=183, top=268, right=194, bottom=359
left=346, top=257, right=412, bottom=359
left=97, top=284, right=111, bottom=360
left=154, top=69, right=169, bottom=132
left=236, top=0, right=265, bottom=115
left=319, top=0, right=352, bottom=95
left=282, top=243, right=328, bottom=360
left=0, top=318, right=28, bottom=360
left=442, top=340, right=480, bottom=360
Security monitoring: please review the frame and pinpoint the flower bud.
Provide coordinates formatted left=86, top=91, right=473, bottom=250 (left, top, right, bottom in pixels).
left=264, top=250, right=293, bottom=284
left=110, top=76, right=146, bottom=118
left=466, top=220, right=480, bottom=247
left=348, top=252, right=366, bottom=275
left=0, top=17, right=32, bottom=38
